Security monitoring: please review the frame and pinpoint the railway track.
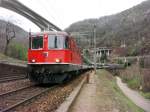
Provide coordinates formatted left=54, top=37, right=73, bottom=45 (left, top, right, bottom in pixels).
left=0, top=85, right=56, bottom=112
left=0, top=85, right=33, bottom=97
left=0, top=63, right=27, bottom=83
left=0, top=75, right=26, bottom=83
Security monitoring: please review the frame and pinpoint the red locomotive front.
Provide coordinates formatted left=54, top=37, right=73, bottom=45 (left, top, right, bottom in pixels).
left=27, top=31, right=83, bottom=83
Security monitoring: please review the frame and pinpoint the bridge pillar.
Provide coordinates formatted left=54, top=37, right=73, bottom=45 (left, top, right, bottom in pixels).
left=107, top=50, right=110, bottom=56
left=99, top=51, right=102, bottom=57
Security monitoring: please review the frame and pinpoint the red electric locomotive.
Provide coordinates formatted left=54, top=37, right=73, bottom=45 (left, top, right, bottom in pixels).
left=27, top=31, right=83, bottom=83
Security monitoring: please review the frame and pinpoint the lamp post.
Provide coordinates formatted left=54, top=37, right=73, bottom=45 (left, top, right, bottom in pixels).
left=93, top=24, right=96, bottom=72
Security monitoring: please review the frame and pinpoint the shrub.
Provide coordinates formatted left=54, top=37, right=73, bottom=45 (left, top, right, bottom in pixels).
left=127, top=77, right=141, bottom=89
left=7, top=42, right=27, bottom=61
left=140, top=92, right=150, bottom=99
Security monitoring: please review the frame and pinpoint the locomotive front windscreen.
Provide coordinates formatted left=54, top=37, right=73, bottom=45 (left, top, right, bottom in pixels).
left=31, top=36, right=43, bottom=49
left=48, top=35, right=68, bottom=49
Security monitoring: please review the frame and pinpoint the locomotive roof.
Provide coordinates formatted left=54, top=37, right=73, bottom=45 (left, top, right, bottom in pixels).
left=31, top=31, right=69, bottom=36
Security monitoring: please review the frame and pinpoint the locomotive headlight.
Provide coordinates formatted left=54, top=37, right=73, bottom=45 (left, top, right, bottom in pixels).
left=31, top=59, right=36, bottom=63
left=55, top=58, right=61, bottom=63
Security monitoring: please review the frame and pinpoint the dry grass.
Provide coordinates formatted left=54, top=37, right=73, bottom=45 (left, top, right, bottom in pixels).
left=141, top=69, right=150, bottom=92
left=119, top=62, right=150, bottom=99
left=119, top=64, right=142, bottom=90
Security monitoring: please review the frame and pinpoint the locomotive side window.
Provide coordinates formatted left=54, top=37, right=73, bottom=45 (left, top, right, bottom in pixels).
left=57, top=36, right=64, bottom=48
left=31, top=36, right=43, bottom=49
left=48, top=35, right=55, bottom=48
left=65, top=37, right=69, bottom=49
left=48, top=35, right=68, bottom=49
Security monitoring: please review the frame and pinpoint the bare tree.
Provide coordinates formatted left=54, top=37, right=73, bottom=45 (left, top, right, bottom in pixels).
left=0, top=24, right=3, bottom=51
left=4, top=22, right=15, bottom=55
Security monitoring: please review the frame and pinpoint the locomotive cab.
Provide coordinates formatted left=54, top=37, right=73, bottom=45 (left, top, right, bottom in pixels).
left=28, top=32, right=71, bottom=64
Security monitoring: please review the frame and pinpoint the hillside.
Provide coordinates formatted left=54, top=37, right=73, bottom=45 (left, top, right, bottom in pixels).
left=0, top=19, right=28, bottom=52
left=66, top=0, right=150, bottom=56
left=0, top=19, right=28, bottom=60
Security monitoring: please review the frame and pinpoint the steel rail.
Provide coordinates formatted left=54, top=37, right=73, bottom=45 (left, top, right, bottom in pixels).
left=0, top=76, right=26, bottom=83
left=0, top=86, right=57, bottom=112
left=0, top=85, right=33, bottom=97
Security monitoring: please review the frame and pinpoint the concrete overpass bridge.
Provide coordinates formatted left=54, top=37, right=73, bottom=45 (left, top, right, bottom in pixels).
left=0, top=0, right=61, bottom=31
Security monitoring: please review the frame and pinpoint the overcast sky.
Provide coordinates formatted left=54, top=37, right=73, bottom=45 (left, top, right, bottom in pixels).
left=0, top=0, right=146, bottom=32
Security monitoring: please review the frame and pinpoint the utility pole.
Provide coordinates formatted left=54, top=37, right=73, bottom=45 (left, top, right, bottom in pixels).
left=94, top=24, right=96, bottom=72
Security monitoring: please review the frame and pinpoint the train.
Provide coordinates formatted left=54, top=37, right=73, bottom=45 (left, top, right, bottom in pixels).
left=27, top=31, right=92, bottom=84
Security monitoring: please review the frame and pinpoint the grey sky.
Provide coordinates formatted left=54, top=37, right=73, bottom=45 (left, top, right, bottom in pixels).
left=0, top=0, right=146, bottom=31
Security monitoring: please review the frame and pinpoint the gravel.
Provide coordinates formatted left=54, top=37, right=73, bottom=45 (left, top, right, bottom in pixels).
left=13, top=73, right=86, bottom=112
left=0, top=79, right=33, bottom=94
